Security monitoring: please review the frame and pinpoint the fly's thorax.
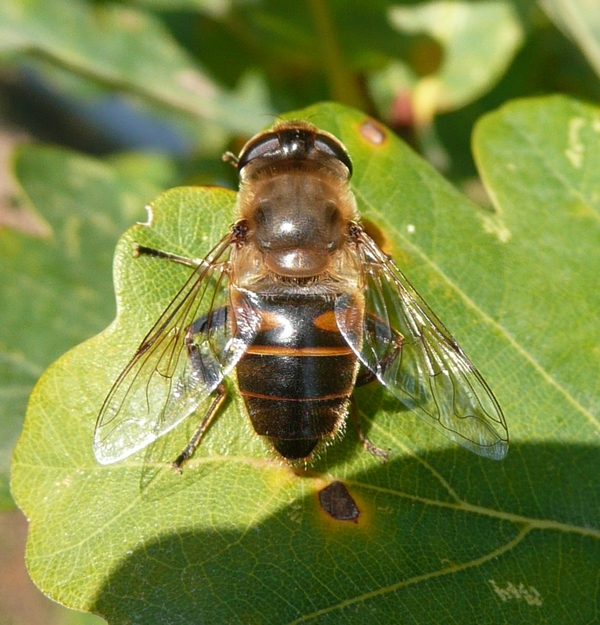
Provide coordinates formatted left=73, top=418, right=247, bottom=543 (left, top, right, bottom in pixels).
left=236, top=167, right=358, bottom=279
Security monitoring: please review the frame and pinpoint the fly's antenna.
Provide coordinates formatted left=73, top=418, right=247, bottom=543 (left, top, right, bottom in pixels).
left=222, top=152, right=239, bottom=168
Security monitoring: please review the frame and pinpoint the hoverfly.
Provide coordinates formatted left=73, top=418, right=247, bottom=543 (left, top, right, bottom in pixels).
left=93, top=120, right=508, bottom=467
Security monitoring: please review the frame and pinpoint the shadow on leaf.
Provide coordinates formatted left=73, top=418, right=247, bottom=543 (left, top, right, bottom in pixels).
left=90, top=441, right=600, bottom=625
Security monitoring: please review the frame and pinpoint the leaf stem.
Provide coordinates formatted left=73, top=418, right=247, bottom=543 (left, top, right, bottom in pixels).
left=306, top=0, right=368, bottom=110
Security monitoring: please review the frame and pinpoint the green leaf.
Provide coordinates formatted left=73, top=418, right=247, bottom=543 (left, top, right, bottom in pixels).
left=370, top=0, right=524, bottom=119
left=0, top=508, right=106, bottom=625
left=0, top=0, right=269, bottom=134
left=130, top=0, right=231, bottom=15
left=473, top=94, right=600, bottom=441
left=540, top=0, right=600, bottom=78
left=0, top=147, right=176, bottom=509
left=11, top=100, right=600, bottom=623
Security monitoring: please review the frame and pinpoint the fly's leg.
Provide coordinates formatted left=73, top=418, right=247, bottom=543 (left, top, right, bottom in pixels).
left=354, top=336, right=403, bottom=387
left=171, top=306, right=230, bottom=470
left=172, top=383, right=227, bottom=470
left=349, top=397, right=389, bottom=461
left=355, top=311, right=405, bottom=386
left=133, top=243, right=205, bottom=269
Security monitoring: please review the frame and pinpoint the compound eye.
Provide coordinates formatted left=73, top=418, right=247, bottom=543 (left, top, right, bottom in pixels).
left=237, top=132, right=279, bottom=172
left=314, top=135, right=353, bottom=176
left=236, top=125, right=353, bottom=178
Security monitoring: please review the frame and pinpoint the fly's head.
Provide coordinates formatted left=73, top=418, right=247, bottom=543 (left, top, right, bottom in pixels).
left=232, top=121, right=358, bottom=279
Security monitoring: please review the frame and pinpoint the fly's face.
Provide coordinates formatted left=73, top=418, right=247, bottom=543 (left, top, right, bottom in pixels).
left=94, top=120, right=508, bottom=469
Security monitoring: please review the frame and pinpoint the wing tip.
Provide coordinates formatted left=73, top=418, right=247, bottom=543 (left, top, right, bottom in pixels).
left=469, top=438, right=509, bottom=461
left=92, top=432, right=156, bottom=465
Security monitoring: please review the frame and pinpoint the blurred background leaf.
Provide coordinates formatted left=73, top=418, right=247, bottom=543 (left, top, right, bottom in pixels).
left=539, top=0, right=600, bottom=77
left=0, top=0, right=271, bottom=135
left=0, top=146, right=178, bottom=509
left=370, top=1, right=524, bottom=120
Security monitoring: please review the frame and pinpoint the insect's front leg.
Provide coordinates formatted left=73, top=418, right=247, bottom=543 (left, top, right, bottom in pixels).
left=133, top=243, right=206, bottom=269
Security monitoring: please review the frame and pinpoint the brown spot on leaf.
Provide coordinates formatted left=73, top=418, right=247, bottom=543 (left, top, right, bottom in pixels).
left=361, top=218, right=392, bottom=256
left=318, top=481, right=359, bottom=523
left=359, top=119, right=387, bottom=145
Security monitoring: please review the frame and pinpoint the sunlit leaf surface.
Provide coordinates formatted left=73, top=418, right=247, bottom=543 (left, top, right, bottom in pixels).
left=0, top=147, right=176, bottom=509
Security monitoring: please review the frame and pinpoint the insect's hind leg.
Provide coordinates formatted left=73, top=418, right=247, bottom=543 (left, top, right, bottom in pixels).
left=350, top=312, right=404, bottom=461
left=172, top=383, right=227, bottom=470
left=349, top=396, right=389, bottom=461
left=355, top=312, right=404, bottom=388
left=171, top=308, right=230, bottom=470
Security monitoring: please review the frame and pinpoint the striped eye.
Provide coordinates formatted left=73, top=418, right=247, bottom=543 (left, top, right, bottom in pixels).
left=313, top=135, right=352, bottom=176
left=236, top=132, right=280, bottom=172
left=236, top=123, right=352, bottom=177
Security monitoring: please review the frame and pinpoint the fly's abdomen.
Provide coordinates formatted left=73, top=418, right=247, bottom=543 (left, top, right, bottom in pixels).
left=235, top=292, right=358, bottom=460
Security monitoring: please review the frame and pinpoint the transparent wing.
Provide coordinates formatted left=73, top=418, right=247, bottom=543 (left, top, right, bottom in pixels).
left=335, top=229, right=508, bottom=459
left=94, top=233, right=261, bottom=464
